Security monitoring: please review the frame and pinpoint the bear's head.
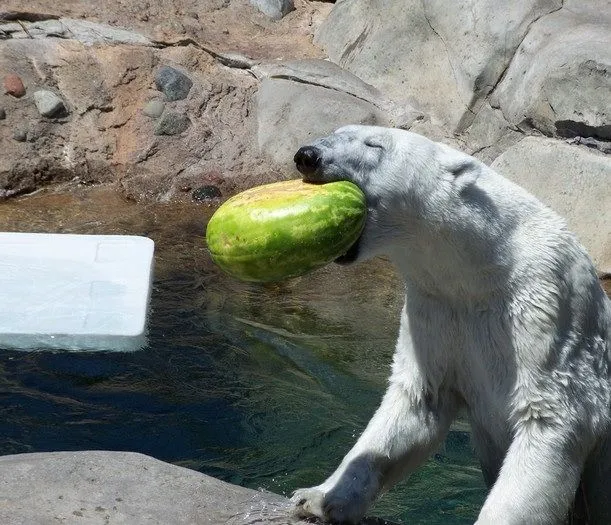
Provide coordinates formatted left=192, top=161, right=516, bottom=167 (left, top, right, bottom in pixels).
left=295, top=125, right=521, bottom=295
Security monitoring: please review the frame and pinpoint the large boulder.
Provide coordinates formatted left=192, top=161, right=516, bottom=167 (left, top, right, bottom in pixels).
left=252, top=59, right=389, bottom=111
left=491, top=137, right=611, bottom=273
left=315, top=0, right=562, bottom=132
left=0, top=451, right=302, bottom=525
left=255, top=60, right=390, bottom=169
left=491, top=5, right=611, bottom=141
left=0, top=451, right=397, bottom=525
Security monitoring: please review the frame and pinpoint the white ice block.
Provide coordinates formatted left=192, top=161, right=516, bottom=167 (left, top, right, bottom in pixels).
left=0, top=233, right=154, bottom=351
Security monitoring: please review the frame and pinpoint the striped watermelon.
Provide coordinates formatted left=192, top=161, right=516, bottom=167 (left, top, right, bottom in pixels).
left=206, top=179, right=366, bottom=282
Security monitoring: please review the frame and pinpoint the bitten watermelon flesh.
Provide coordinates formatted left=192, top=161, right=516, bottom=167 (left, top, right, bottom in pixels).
left=205, top=179, right=366, bottom=282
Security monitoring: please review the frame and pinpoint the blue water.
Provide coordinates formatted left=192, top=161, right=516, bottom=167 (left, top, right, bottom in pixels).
left=0, top=187, right=487, bottom=524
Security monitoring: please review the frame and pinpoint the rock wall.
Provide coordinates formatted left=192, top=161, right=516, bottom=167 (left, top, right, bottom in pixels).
left=0, top=0, right=609, bottom=271
left=0, top=1, right=333, bottom=203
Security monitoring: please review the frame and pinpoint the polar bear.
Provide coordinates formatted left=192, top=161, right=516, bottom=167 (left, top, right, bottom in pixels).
left=291, top=125, right=611, bottom=524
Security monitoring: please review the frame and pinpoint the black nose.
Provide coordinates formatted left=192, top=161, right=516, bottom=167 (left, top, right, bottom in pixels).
left=294, top=146, right=321, bottom=175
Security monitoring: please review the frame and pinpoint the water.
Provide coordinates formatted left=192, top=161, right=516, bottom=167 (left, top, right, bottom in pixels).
left=0, top=186, right=486, bottom=524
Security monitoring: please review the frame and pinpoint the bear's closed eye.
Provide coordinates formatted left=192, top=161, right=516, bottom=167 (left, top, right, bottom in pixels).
left=364, top=138, right=384, bottom=149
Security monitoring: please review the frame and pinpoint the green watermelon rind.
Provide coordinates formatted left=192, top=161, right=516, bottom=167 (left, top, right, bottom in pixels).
left=206, top=180, right=366, bottom=282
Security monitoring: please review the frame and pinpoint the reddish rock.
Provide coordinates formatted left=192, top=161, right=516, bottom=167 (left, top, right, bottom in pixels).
left=3, top=74, right=26, bottom=98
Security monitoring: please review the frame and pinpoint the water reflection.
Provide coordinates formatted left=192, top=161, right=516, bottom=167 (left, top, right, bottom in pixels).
left=0, top=185, right=486, bottom=523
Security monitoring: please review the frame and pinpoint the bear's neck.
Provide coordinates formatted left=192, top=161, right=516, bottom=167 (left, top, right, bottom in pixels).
left=389, top=233, right=513, bottom=304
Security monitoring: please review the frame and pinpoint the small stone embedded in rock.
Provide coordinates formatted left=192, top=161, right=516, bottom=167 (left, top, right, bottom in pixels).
left=13, top=129, right=27, bottom=142
left=192, top=185, right=222, bottom=201
left=33, top=90, right=67, bottom=118
left=154, top=111, right=190, bottom=136
left=0, top=108, right=6, bottom=120
left=216, top=52, right=257, bottom=70
left=251, top=0, right=295, bottom=20
left=142, top=99, right=165, bottom=118
left=3, top=74, right=26, bottom=98
left=154, top=66, right=193, bottom=102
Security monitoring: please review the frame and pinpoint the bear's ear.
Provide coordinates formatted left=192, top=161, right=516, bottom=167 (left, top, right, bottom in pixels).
left=449, top=159, right=481, bottom=186
left=437, top=146, right=481, bottom=188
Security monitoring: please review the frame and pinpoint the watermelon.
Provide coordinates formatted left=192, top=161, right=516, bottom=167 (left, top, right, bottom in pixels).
left=206, top=179, right=366, bottom=282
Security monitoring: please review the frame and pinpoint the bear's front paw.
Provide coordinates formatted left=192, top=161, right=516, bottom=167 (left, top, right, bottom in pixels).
left=292, top=487, right=326, bottom=521
left=291, top=486, right=368, bottom=524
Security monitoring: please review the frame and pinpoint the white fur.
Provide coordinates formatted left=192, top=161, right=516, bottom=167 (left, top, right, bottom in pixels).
left=291, top=125, right=611, bottom=524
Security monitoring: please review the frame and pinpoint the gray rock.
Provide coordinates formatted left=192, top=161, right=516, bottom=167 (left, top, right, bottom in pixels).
left=59, top=19, right=153, bottom=46
left=462, top=102, right=523, bottom=164
left=154, top=66, right=193, bottom=102
left=315, top=0, right=562, bottom=132
left=491, top=6, right=611, bottom=141
left=252, top=59, right=385, bottom=109
left=33, top=89, right=66, bottom=118
left=0, top=451, right=304, bottom=525
left=12, top=129, right=27, bottom=142
left=0, top=107, right=5, bottom=120
left=256, top=77, right=388, bottom=169
left=252, top=59, right=421, bottom=128
left=567, top=136, right=611, bottom=154
left=216, top=51, right=258, bottom=69
left=154, top=111, right=190, bottom=136
left=142, top=99, right=165, bottom=118
left=251, top=0, right=295, bottom=20
left=491, top=137, right=611, bottom=273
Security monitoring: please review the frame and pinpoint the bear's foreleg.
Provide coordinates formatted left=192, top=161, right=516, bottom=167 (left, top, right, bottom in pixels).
left=292, top=382, right=457, bottom=523
left=476, top=422, right=588, bottom=525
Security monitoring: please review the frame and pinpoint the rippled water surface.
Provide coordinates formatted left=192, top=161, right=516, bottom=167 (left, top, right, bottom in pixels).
left=0, top=186, right=487, bottom=524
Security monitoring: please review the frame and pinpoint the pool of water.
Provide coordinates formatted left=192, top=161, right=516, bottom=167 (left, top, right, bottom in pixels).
left=0, top=185, right=486, bottom=524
